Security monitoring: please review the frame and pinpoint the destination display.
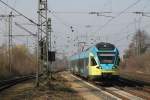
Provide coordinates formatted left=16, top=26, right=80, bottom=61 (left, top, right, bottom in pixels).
left=98, top=53, right=115, bottom=56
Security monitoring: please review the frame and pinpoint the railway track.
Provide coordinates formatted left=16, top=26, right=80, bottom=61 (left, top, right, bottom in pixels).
left=0, top=75, right=36, bottom=92
left=0, top=70, right=65, bottom=92
left=113, top=77, right=150, bottom=100
left=95, top=77, right=150, bottom=100
left=72, top=73, right=150, bottom=100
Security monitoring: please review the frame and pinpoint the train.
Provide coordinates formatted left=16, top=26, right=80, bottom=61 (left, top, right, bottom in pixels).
left=69, top=42, right=120, bottom=80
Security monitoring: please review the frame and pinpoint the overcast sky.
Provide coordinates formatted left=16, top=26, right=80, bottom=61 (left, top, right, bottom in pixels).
left=0, top=0, right=150, bottom=57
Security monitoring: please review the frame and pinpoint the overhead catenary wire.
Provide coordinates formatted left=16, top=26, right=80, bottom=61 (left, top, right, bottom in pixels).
left=47, top=0, right=144, bottom=52
left=2, top=34, right=35, bottom=37
left=49, top=11, right=150, bottom=15
left=103, top=13, right=149, bottom=49
left=94, top=0, right=142, bottom=33
left=134, top=2, right=149, bottom=30
left=13, top=0, right=17, bottom=9
left=0, top=0, right=38, bottom=66
left=50, top=12, right=71, bottom=28
left=49, top=9, right=77, bottom=33
left=0, top=0, right=146, bottom=55
left=48, top=0, right=148, bottom=38
left=49, top=9, right=82, bottom=52
left=105, top=20, right=136, bottom=38
left=0, top=16, right=37, bottom=38
left=111, top=2, right=150, bottom=46
left=112, top=22, right=150, bottom=45
left=110, top=26, right=148, bottom=47
left=0, top=0, right=47, bottom=36
left=0, top=0, right=38, bottom=26
left=15, top=22, right=36, bottom=36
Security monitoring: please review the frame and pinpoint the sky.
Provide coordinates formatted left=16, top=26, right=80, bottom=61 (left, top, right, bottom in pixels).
left=0, top=0, right=150, bottom=57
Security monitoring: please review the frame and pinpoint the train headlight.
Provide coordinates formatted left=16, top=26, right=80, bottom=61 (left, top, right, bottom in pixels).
left=96, top=66, right=102, bottom=69
left=99, top=66, right=102, bottom=69
left=112, top=66, right=117, bottom=69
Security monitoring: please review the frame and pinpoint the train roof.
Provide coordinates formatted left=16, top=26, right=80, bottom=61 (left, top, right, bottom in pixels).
left=96, top=42, right=115, bottom=50
left=70, top=42, right=118, bottom=61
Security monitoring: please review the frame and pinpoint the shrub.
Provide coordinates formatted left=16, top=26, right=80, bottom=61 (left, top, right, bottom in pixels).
left=120, top=51, right=150, bottom=74
left=0, top=44, right=36, bottom=79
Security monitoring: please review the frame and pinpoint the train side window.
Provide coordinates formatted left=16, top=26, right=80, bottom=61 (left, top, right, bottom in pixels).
left=91, top=57, right=97, bottom=66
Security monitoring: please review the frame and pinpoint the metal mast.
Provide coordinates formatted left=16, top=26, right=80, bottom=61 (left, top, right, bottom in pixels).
left=47, top=18, right=51, bottom=79
left=0, top=13, right=14, bottom=73
left=36, top=0, right=48, bottom=87
left=8, top=12, right=13, bottom=73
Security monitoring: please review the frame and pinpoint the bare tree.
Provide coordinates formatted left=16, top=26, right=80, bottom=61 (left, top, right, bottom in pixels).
left=124, top=30, right=149, bottom=58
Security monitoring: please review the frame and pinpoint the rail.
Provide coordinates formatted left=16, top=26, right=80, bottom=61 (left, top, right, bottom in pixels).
left=0, top=69, right=65, bottom=92
left=0, top=75, right=37, bottom=91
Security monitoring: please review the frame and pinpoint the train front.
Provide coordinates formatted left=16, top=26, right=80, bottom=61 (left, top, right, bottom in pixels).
left=96, top=43, right=120, bottom=78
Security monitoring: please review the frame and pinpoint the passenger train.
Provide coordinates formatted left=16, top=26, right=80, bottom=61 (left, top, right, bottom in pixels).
left=70, top=42, right=120, bottom=80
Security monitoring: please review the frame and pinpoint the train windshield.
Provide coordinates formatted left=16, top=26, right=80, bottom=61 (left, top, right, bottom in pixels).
left=97, top=52, right=115, bottom=64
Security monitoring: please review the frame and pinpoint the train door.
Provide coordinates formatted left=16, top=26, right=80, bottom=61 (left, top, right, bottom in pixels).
left=88, top=53, right=101, bottom=77
left=90, top=56, right=97, bottom=67
left=89, top=54, right=97, bottom=75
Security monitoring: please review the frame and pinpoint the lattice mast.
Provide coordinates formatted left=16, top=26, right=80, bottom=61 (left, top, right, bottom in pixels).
left=36, top=0, right=49, bottom=87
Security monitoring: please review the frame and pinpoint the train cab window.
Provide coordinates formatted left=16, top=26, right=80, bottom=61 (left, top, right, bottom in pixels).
left=98, top=52, right=115, bottom=64
left=99, top=56, right=115, bottom=64
left=91, top=57, right=97, bottom=66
